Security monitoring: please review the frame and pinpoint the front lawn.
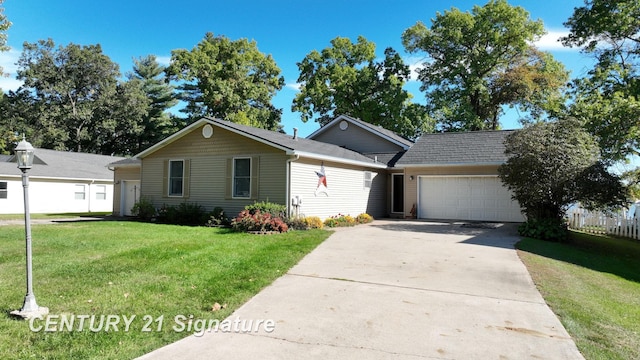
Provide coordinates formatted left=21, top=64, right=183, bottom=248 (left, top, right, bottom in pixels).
left=0, top=212, right=111, bottom=221
left=0, top=221, right=330, bottom=359
left=517, top=231, right=640, bottom=360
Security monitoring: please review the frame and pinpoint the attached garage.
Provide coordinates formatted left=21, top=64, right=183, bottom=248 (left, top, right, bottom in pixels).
left=418, top=176, right=524, bottom=222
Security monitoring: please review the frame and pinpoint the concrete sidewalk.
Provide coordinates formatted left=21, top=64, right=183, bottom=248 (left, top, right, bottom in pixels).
left=138, top=220, right=584, bottom=359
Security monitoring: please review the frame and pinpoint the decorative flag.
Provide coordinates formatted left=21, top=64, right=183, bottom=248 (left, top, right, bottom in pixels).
left=315, top=163, right=328, bottom=196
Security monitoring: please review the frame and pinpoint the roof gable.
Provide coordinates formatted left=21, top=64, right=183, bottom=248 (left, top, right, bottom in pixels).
left=307, top=115, right=413, bottom=150
left=396, top=130, right=514, bottom=167
left=136, top=117, right=387, bottom=169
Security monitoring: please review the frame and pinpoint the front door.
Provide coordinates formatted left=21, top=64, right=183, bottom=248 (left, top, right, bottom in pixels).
left=122, top=180, right=141, bottom=216
left=392, top=174, right=404, bottom=214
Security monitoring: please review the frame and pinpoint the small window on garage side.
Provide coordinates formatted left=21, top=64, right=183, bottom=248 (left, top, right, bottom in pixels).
left=75, top=184, right=86, bottom=200
left=95, top=185, right=107, bottom=200
left=0, top=181, right=7, bottom=199
left=233, top=157, right=251, bottom=198
left=364, top=171, right=372, bottom=189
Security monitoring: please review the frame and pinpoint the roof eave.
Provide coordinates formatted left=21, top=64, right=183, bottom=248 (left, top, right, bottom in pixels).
left=292, top=150, right=388, bottom=169
left=395, top=162, right=505, bottom=168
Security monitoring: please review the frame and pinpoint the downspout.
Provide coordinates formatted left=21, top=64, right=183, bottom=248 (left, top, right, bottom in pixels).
left=286, top=154, right=300, bottom=218
left=88, top=179, right=94, bottom=213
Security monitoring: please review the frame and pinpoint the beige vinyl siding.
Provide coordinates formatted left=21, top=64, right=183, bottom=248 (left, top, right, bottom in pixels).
left=140, top=125, right=288, bottom=216
left=402, top=165, right=501, bottom=217
left=311, top=123, right=405, bottom=153
left=290, top=159, right=387, bottom=220
left=112, top=166, right=141, bottom=216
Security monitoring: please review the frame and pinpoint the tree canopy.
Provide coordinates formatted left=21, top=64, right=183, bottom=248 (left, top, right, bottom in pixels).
left=0, top=0, right=10, bottom=76
left=498, top=118, right=628, bottom=225
left=16, top=39, right=121, bottom=153
left=167, top=32, right=285, bottom=131
left=402, top=0, right=568, bottom=131
left=128, top=55, right=179, bottom=153
left=562, top=0, right=640, bottom=162
left=0, top=40, right=169, bottom=155
left=292, top=36, right=432, bottom=140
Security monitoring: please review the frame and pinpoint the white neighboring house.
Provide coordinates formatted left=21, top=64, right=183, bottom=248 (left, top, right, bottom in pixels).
left=0, top=148, right=124, bottom=214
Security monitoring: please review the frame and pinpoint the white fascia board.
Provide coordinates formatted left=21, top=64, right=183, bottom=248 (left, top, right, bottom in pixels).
left=292, top=150, right=388, bottom=169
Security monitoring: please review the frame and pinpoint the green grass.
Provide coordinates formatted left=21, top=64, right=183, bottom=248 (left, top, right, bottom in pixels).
left=0, top=212, right=112, bottom=220
left=517, top=231, right=640, bottom=360
left=0, top=221, right=330, bottom=359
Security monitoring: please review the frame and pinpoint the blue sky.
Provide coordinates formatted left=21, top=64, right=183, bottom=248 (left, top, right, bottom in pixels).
left=1, top=0, right=593, bottom=137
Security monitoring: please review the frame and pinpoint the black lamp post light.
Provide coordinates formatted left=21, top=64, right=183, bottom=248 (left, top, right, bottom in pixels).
left=10, top=137, right=49, bottom=319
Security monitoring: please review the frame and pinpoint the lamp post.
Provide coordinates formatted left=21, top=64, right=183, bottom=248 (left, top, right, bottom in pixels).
left=11, top=137, right=48, bottom=319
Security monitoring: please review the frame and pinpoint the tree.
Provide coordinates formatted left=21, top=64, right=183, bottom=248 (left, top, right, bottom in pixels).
left=0, top=0, right=11, bottom=77
left=402, top=0, right=569, bottom=131
left=293, top=36, right=432, bottom=140
left=128, top=55, right=178, bottom=153
left=166, top=32, right=284, bottom=131
left=562, top=0, right=640, bottom=161
left=498, top=118, right=628, bottom=239
left=16, top=39, right=120, bottom=153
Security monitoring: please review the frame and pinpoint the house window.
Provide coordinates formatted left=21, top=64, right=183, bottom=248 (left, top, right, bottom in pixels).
left=364, top=171, right=373, bottom=189
left=0, top=181, right=7, bottom=199
left=233, top=158, right=251, bottom=198
left=168, top=160, right=184, bottom=197
left=75, top=185, right=86, bottom=200
left=95, top=185, right=107, bottom=200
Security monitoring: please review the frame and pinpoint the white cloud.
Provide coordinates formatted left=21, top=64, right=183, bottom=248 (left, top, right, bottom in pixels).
left=0, top=48, right=23, bottom=92
left=286, top=82, right=302, bottom=91
left=534, top=30, right=573, bottom=51
left=155, top=55, right=171, bottom=67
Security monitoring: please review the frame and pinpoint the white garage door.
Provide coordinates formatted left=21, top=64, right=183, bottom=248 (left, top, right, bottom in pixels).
left=418, top=176, right=524, bottom=222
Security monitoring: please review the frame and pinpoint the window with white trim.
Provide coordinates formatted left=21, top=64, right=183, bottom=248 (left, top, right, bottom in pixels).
left=0, top=181, right=7, bottom=199
left=75, top=184, right=86, bottom=200
left=364, top=171, right=373, bottom=189
left=95, top=185, right=107, bottom=200
left=233, top=158, right=251, bottom=198
left=168, top=160, right=184, bottom=197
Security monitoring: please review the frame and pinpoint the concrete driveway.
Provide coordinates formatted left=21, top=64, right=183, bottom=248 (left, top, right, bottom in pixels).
left=138, top=220, right=584, bottom=359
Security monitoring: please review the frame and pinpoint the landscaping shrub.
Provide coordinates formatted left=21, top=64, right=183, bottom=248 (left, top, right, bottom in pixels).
left=245, top=201, right=287, bottom=218
left=304, top=216, right=324, bottom=229
left=157, top=202, right=209, bottom=226
left=518, top=218, right=568, bottom=241
left=356, top=213, right=374, bottom=224
left=324, top=217, right=339, bottom=228
left=232, top=209, right=289, bottom=233
left=131, top=197, right=156, bottom=221
left=323, top=213, right=372, bottom=228
left=286, top=217, right=309, bottom=230
left=206, top=207, right=230, bottom=227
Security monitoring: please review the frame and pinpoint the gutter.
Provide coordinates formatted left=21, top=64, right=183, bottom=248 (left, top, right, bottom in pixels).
left=394, top=162, right=505, bottom=168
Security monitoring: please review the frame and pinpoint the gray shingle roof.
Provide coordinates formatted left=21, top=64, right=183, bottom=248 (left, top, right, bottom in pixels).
left=209, top=118, right=386, bottom=167
left=395, top=130, right=514, bottom=166
left=109, top=158, right=141, bottom=167
left=0, top=148, right=124, bottom=180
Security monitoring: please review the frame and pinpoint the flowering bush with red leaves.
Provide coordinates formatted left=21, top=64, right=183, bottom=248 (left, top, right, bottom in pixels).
left=232, top=209, right=289, bottom=233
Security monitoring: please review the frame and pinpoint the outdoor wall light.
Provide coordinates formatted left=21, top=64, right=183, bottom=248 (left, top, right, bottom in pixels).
left=409, top=175, right=414, bottom=181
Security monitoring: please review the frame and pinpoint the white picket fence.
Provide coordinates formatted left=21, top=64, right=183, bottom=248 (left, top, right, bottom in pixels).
left=567, top=206, right=640, bottom=240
